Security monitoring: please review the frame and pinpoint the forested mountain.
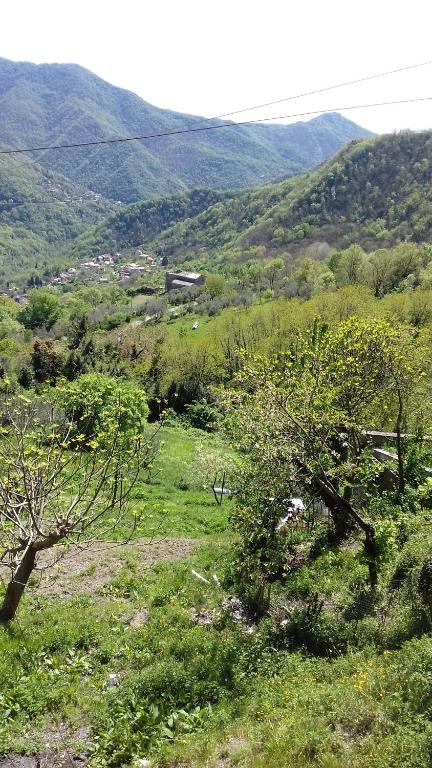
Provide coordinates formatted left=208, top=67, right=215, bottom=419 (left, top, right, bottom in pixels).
left=0, top=149, right=114, bottom=282
left=139, top=130, right=432, bottom=264
left=0, top=58, right=372, bottom=202
left=71, top=188, right=233, bottom=259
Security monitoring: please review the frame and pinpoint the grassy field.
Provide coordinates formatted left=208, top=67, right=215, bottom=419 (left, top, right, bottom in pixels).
left=1, top=424, right=432, bottom=767
left=130, top=424, right=238, bottom=538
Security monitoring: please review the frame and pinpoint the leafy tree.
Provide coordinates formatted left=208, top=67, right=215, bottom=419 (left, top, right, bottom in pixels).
left=68, top=312, right=90, bottom=348
left=0, top=316, right=25, bottom=340
left=0, top=383, right=153, bottom=622
left=18, top=289, right=62, bottom=331
left=333, top=244, right=367, bottom=286
left=205, top=274, right=226, bottom=298
left=31, top=339, right=65, bottom=384
left=56, top=373, right=149, bottom=447
left=223, top=317, right=420, bottom=609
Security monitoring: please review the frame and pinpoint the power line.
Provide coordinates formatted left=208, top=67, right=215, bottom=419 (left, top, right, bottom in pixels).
left=0, top=57, right=429, bottom=172
left=0, top=95, right=431, bottom=157
left=209, top=59, right=432, bottom=120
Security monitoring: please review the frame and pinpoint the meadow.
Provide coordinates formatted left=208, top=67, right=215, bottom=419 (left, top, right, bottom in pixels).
left=2, top=418, right=432, bottom=768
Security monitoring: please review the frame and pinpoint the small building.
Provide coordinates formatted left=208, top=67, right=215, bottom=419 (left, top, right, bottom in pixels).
left=118, top=263, right=148, bottom=279
left=165, top=271, right=204, bottom=292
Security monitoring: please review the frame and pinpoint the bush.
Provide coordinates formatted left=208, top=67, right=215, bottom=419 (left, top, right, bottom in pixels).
left=56, top=373, right=149, bottom=448
left=184, top=401, right=220, bottom=431
left=275, top=598, right=350, bottom=657
left=418, top=557, right=432, bottom=604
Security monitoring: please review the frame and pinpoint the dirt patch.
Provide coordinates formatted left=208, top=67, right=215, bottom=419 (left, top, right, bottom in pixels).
left=128, top=608, right=150, bottom=628
left=215, top=736, right=249, bottom=767
left=222, top=596, right=255, bottom=633
left=192, top=608, right=216, bottom=625
left=40, top=538, right=197, bottom=598
left=1, top=725, right=90, bottom=766
left=0, top=538, right=197, bottom=600
left=0, top=754, right=86, bottom=767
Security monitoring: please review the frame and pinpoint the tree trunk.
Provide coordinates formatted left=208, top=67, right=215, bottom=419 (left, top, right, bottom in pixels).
left=0, top=547, right=36, bottom=622
left=295, top=458, right=378, bottom=588
left=364, top=528, right=378, bottom=589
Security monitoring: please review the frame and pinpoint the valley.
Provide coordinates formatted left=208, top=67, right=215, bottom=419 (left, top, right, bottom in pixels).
left=1, top=51, right=432, bottom=768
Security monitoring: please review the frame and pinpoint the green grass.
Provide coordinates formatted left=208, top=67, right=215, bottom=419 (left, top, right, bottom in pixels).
left=2, top=532, right=432, bottom=768
left=128, top=424, right=238, bottom=539
left=2, top=425, right=432, bottom=767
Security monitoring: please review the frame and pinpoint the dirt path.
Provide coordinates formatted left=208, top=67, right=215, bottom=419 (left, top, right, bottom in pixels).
left=1, top=537, right=198, bottom=600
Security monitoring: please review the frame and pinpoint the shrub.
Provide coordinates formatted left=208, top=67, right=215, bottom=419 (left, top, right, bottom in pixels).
left=56, top=373, right=149, bottom=448
left=418, top=557, right=432, bottom=605
left=184, top=401, right=220, bottom=431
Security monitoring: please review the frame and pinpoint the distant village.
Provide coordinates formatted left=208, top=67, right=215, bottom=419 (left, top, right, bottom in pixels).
left=0, top=250, right=159, bottom=305
left=50, top=250, right=158, bottom=286
left=0, top=250, right=205, bottom=307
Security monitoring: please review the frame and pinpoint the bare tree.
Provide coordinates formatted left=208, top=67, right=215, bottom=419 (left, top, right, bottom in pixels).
left=0, top=392, right=154, bottom=621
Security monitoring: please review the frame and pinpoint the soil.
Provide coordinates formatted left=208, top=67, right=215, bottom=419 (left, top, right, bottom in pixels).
left=0, top=540, right=197, bottom=766
left=39, top=537, right=197, bottom=598
left=1, top=538, right=197, bottom=600
left=0, top=754, right=87, bottom=767
left=0, top=726, right=90, bottom=767
left=215, top=736, right=249, bottom=767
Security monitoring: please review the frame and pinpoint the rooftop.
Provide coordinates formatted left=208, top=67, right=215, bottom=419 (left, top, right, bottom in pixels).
left=170, top=270, right=202, bottom=280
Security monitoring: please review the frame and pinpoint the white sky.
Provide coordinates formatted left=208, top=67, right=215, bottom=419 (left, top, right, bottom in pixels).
left=2, top=0, right=432, bottom=134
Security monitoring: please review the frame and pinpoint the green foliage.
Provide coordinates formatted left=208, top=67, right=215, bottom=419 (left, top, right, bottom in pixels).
left=31, top=339, right=65, bottom=384
left=18, top=289, right=62, bottom=330
left=184, top=401, right=220, bottom=432
left=222, top=315, right=425, bottom=603
left=72, top=189, right=231, bottom=259
left=0, top=59, right=370, bottom=203
left=0, top=150, right=114, bottom=283
left=56, top=373, right=149, bottom=448
left=417, top=557, right=432, bottom=605
left=145, top=131, right=432, bottom=267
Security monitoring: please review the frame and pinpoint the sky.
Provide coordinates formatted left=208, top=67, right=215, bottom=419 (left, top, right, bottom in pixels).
left=2, top=0, right=432, bottom=135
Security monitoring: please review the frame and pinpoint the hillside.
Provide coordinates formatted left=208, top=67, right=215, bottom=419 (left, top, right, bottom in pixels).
left=0, top=58, right=372, bottom=202
left=139, top=129, right=432, bottom=265
left=3, top=292, right=432, bottom=767
left=0, top=150, right=115, bottom=283
left=71, top=188, right=233, bottom=259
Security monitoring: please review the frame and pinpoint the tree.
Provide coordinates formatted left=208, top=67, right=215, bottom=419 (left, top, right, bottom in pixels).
left=205, top=274, right=226, bottom=298
left=0, top=381, right=153, bottom=622
left=365, top=250, right=391, bottom=297
left=18, top=289, right=62, bottom=331
left=56, top=373, right=149, bottom=445
left=333, top=244, right=367, bottom=287
left=223, top=317, right=419, bottom=608
left=31, top=339, right=65, bottom=384
left=68, top=312, right=90, bottom=348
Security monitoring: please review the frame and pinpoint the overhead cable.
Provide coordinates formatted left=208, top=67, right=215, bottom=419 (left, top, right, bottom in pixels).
left=1, top=95, right=432, bottom=157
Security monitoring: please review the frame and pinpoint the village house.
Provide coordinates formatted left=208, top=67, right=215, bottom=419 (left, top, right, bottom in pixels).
left=165, top=270, right=204, bottom=292
left=117, top=263, right=149, bottom=279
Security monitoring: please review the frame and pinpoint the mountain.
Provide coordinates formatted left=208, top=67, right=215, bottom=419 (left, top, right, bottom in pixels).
left=73, top=130, right=432, bottom=267
left=71, top=188, right=233, bottom=259
left=0, top=150, right=115, bottom=283
left=0, top=58, right=372, bottom=203
left=137, top=129, right=432, bottom=265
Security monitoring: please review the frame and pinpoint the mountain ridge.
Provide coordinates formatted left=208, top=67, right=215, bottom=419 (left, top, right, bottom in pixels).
left=152, top=129, right=432, bottom=264
left=0, top=57, right=373, bottom=202
left=0, top=148, right=116, bottom=282
left=72, top=130, right=432, bottom=266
